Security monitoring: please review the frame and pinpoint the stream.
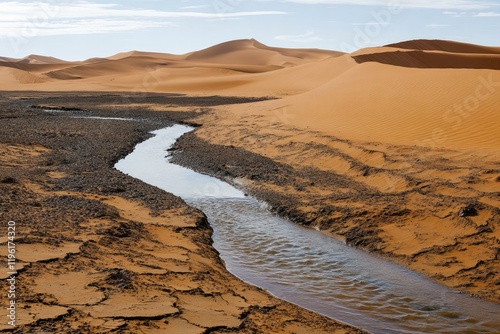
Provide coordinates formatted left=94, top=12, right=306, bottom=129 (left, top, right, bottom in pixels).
left=115, top=124, right=500, bottom=334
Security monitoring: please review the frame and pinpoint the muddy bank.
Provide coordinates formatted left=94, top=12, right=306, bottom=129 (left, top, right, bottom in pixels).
left=0, top=92, right=364, bottom=334
left=170, top=110, right=500, bottom=303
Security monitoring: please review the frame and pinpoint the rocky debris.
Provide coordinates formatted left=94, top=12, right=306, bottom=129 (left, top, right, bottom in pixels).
left=0, top=176, right=16, bottom=184
left=170, top=131, right=296, bottom=185
left=459, top=203, right=479, bottom=217
left=106, top=269, right=134, bottom=290
left=345, top=227, right=383, bottom=250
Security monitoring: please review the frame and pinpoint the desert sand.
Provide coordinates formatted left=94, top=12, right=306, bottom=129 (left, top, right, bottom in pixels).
left=1, top=38, right=499, bottom=332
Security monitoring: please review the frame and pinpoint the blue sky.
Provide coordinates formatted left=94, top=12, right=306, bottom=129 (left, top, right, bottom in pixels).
left=0, top=0, right=499, bottom=60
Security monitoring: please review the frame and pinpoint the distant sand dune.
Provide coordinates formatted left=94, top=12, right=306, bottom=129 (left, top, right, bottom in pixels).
left=258, top=62, right=500, bottom=150
left=19, top=54, right=69, bottom=64
left=0, top=56, right=18, bottom=62
left=0, top=67, right=50, bottom=85
left=386, top=39, right=500, bottom=54
left=0, top=38, right=499, bottom=151
left=185, top=38, right=341, bottom=66
left=0, top=60, right=73, bottom=73
left=352, top=49, right=500, bottom=70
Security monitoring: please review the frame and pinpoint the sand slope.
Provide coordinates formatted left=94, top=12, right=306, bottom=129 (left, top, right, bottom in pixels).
left=235, top=42, right=500, bottom=151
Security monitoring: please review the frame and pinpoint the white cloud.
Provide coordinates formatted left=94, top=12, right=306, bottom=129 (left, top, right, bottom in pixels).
left=180, top=5, right=211, bottom=10
left=0, top=2, right=287, bottom=37
left=0, top=19, right=174, bottom=36
left=261, top=0, right=498, bottom=10
left=474, top=11, right=500, bottom=16
left=352, top=22, right=385, bottom=26
left=426, top=23, right=449, bottom=28
left=0, top=2, right=286, bottom=20
left=275, top=31, right=323, bottom=42
left=443, top=11, right=469, bottom=17
left=443, top=10, right=500, bottom=17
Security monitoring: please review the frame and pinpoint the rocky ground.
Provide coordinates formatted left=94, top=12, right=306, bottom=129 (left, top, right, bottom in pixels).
left=0, top=91, right=365, bottom=334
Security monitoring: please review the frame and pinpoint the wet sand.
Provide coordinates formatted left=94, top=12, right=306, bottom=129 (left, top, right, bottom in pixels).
left=0, top=92, right=365, bottom=334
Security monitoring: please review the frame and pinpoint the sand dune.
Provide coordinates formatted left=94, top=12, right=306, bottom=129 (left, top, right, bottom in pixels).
left=0, top=39, right=343, bottom=94
left=107, top=50, right=183, bottom=61
left=0, top=60, right=77, bottom=75
left=0, top=38, right=499, bottom=151
left=0, top=67, right=50, bottom=85
left=19, top=54, right=69, bottom=64
left=252, top=64, right=500, bottom=150
left=0, top=56, right=18, bottom=62
left=186, top=38, right=341, bottom=66
left=352, top=49, right=500, bottom=70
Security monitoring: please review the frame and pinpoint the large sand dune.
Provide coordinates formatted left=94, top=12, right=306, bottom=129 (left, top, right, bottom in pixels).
left=185, top=38, right=341, bottom=66
left=258, top=54, right=500, bottom=150
left=1, top=38, right=498, bottom=151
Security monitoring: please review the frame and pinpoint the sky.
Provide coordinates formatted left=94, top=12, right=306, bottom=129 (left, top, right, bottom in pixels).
left=0, top=0, right=499, bottom=60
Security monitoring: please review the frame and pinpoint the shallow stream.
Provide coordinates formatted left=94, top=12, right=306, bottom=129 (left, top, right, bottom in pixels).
left=115, top=125, right=500, bottom=334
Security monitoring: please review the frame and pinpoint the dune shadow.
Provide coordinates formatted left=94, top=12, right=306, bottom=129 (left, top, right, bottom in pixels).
left=386, top=40, right=500, bottom=55
left=352, top=50, right=500, bottom=70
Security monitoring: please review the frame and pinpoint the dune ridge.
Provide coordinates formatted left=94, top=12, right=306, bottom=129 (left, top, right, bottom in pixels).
left=386, top=39, right=500, bottom=54
left=352, top=49, right=500, bottom=70
left=186, top=38, right=342, bottom=66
